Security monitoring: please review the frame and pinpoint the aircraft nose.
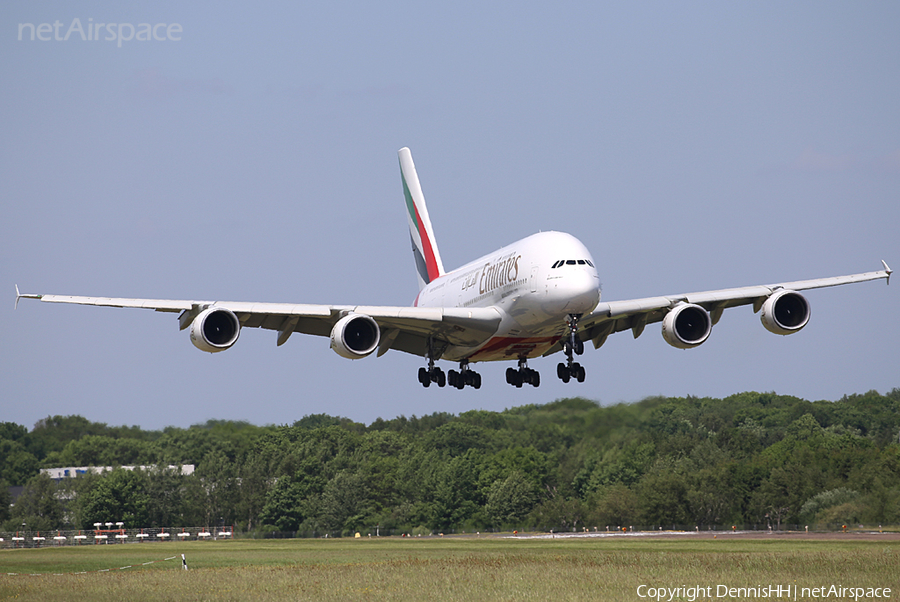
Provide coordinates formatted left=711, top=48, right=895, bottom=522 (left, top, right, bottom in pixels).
left=544, top=268, right=600, bottom=315
left=566, top=269, right=600, bottom=313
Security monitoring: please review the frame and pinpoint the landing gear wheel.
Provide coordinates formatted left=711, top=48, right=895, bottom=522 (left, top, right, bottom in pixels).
left=448, top=360, right=480, bottom=390
left=506, top=358, right=540, bottom=388
left=563, top=338, right=585, bottom=357
left=573, top=362, right=585, bottom=383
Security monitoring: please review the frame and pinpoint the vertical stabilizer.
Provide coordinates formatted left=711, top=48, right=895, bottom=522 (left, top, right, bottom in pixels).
left=399, top=147, right=445, bottom=290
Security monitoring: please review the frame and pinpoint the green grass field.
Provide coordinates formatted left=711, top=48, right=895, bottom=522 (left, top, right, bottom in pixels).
left=2, top=535, right=898, bottom=601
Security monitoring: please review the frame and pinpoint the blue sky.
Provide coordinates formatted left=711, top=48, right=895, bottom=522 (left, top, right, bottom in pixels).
left=2, top=2, right=898, bottom=431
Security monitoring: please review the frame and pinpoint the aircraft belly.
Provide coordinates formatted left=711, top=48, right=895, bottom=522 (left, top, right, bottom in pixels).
left=444, top=334, right=560, bottom=362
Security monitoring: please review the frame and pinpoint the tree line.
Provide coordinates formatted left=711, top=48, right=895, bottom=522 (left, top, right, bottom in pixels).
left=2, top=389, right=899, bottom=535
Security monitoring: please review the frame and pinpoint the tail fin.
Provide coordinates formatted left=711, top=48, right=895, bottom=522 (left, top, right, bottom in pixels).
left=399, top=147, right=445, bottom=290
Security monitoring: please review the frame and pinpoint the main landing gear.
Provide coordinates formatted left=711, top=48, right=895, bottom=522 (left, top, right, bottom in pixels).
left=418, top=360, right=445, bottom=388
left=418, top=338, right=446, bottom=387
left=417, top=361, right=481, bottom=389
left=418, top=339, right=481, bottom=389
left=557, top=314, right=586, bottom=383
left=418, top=362, right=482, bottom=389
left=448, top=360, right=481, bottom=390
left=506, top=358, right=540, bottom=388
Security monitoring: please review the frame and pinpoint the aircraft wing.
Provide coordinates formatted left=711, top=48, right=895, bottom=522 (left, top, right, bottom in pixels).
left=14, top=290, right=502, bottom=357
left=571, top=262, right=892, bottom=351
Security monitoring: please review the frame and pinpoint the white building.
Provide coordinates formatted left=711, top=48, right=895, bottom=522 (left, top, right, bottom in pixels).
left=41, top=465, right=195, bottom=480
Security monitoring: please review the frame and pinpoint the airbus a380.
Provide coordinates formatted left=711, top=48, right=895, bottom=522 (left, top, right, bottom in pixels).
left=17, top=148, right=892, bottom=390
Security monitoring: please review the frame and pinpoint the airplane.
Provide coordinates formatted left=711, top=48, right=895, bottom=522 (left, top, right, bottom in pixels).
left=16, top=147, right=892, bottom=390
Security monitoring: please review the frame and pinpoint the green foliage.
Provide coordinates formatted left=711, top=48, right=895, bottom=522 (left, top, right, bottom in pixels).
left=144, top=466, right=191, bottom=527
left=3, top=389, right=900, bottom=534
left=291, top=413, right=362, bottom=432
left=528, top=494, right=587, bottom=532
left=4, top=473, right=64, bottom=532
left=42, top=434, right=152, bottom=467
left=0, top=480, right=10, bottom=524
left=485, top=470, right=538, bottom=527
left=191, top=450, right=239, bottom=527
left=800, top=487, right=861, bottom=521
left=318, top=469, right=369, bottom=532
left=0, top=422, right=28, bottom=442
left=78, top=468, right=150, bottom=528
left=586, top=483, right=639, bottom=527
left=0, top=439, right=39, bottom=486
left=259, top=475, right=307, bottom=531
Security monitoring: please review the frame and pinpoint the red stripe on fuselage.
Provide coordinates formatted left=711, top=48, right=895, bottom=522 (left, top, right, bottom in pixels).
left=467, top=335, right=560, bottom=362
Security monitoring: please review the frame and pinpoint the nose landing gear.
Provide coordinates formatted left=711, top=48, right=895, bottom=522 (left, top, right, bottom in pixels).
left=557, top=314, right=586, bottom=383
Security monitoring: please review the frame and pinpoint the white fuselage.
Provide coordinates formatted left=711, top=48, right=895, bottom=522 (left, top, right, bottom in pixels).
left=414, top=231, right=601, bottom=362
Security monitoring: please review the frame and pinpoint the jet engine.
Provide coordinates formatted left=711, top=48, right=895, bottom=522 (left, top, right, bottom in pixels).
left=330, top=313, right=380, bottom=359
left=661, top=303, right=712, bottom=349
left=760, top=289, right=810, bottom=335
left=190, top=307, right=241, bottom=352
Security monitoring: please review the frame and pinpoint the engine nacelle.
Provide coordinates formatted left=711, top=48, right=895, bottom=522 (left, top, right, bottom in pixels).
left=661, top=303, right=712, bottom=349
left=190, top=307, right=241, bottom=353
left=330, top=313, right=380, bottom=359
left=760, top=289, right=810, bottom=335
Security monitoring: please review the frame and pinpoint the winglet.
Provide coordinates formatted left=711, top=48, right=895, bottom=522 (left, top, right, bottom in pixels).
left=883, top=260, right=892, bottom=285
left=14, top=285, right=41, bottom=310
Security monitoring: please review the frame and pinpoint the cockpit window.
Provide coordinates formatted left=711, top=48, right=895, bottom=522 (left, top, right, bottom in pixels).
left=553, top=259, right=595, bottom=268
